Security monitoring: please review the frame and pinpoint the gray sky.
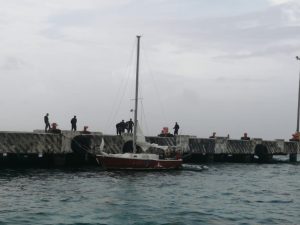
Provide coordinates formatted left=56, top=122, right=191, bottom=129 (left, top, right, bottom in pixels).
left=0, top=0, right=300, bottom=140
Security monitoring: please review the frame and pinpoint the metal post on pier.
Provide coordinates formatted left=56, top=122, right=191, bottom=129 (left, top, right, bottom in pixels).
left=296, top=56, right=300, bottom=133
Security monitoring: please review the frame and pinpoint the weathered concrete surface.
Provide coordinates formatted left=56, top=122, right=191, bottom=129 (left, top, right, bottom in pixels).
left=186, top=137, right=300, bottom=155
left=146, top=136, right=176, bottom=147
left=0, top=131, right=299, bottom=166
left=188, top=138, right=215, bottom=154
left=0, top=132, right=299, bottom=155
left=0, top=130, right=105, bottom=167
left=284, top=141, right=299, bottom=154
left=0, top=132, right=62, bottom=154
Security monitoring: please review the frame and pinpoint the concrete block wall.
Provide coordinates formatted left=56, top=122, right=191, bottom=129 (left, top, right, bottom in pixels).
left=0, top=132, right=62, bottom=154
left=0, top=131, right=299, bottom=157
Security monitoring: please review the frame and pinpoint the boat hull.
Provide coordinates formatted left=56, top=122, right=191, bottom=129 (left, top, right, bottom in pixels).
left=96, top=155, right=182, bottom=170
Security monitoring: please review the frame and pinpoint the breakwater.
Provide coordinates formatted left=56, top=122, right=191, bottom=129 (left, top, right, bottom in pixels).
left=0, top=131, right=298, bottom=167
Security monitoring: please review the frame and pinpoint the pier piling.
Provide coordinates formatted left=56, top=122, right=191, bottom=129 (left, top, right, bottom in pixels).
left=289, top=154, right=298, bottom=162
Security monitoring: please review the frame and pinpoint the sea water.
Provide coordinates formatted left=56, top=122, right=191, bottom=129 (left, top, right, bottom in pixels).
left=0, top=161, right=299, bottom=225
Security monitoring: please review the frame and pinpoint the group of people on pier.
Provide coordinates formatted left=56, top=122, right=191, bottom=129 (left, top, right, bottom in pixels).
left=45, top=113, right=253, bottom=140
left=115, top=119, right=134, bottom=135
left=43, top=113, right=90, bottom=134
left=44, top=113, right=180, bottom=137
left=115, top=120, right=181, bottom=137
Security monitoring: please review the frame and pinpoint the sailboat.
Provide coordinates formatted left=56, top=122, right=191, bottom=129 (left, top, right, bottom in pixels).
left=95, top=36, right=182, bottom=170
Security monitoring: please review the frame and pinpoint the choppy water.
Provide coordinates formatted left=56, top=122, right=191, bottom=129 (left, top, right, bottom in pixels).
left=0, top=161, right=299, bottom=225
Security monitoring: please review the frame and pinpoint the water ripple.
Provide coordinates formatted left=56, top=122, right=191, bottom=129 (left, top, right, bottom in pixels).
left=0, top=163, right=299, bottom=224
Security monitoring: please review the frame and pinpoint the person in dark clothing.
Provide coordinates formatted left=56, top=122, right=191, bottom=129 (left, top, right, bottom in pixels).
left=44, top=113, right=50, bottom=132
left=173, top=122, right=180, bottom=135
left=126, top=118, right=134, bottom=133
left=116, top=120, right=127, bottom=135
left=241, top=132, right=250, bottom=140
left=116, top=122, right=121, bottom=135
left=120, top=120, right=126, bottom=134
left=71, top=116, right=77, bottom=131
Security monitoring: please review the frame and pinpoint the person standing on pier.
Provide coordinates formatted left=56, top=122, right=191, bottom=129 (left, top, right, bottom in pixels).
left=44, top=113, right=50, bottom=132
left=126, top=118, right=134, bottom=133
left=173, top=122, right=180, bottom=135
left=241, top=132, right=250, bottom=140
left=120, top=120, right=126, bottom=134
left=116, top=122, right=121, bottom=135
left=71, top=116, right=77, bottom=131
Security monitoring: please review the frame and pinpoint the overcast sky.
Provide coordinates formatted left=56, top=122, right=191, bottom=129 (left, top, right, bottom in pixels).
left=0, top=0, right=300, bottom=140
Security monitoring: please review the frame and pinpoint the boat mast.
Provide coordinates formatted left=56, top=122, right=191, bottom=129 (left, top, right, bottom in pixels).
left=296, top=56, right=300, bottom=132
left=133, top=35, right=141, bottom=153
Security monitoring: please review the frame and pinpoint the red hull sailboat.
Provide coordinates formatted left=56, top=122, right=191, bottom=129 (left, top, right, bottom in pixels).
left=96, top=153, right=182, bottom=170
left=96, top=36, right=182, bottom=170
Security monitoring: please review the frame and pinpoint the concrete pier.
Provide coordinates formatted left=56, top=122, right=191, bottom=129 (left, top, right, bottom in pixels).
left=0, top=131, right=298, bottom=167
